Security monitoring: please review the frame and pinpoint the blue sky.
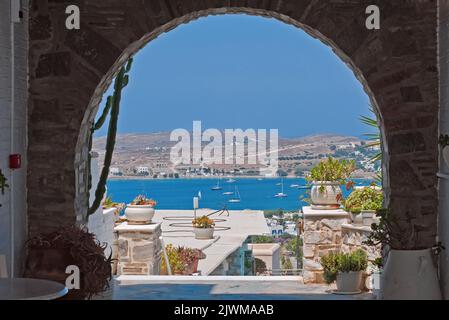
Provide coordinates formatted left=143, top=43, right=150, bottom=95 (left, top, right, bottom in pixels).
left=97, top=14, right=371, bottom=138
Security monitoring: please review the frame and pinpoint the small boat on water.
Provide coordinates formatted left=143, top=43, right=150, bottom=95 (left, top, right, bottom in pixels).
left=226, top=178, right=236, bottom=183
left=229, top=186, right=241, bottom=203
left=274, top=179, right=288, bottom=198
left=290, top=184, right=300, bottom=188
left=211, top=179, right=222, bottom=191
left=223, top=191, right=234, bottom=196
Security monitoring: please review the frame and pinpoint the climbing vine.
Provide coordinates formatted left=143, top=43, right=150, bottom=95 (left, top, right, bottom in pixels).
left=88, top=59, right=133, bottom=216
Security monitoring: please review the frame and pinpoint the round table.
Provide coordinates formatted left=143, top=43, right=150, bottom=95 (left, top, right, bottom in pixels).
left=0, top=278, right=68, bottom=300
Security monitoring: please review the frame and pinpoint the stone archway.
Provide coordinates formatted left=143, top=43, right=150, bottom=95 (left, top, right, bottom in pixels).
left=28, top=0, right=438, bottom=249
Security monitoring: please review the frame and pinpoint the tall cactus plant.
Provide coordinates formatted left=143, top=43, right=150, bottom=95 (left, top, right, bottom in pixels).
left=88, top=59, right=133, bottom=217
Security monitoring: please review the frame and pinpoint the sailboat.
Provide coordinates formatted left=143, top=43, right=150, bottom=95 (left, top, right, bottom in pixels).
left=290, top=184, right=300, bottom=188
left=222, top=185, right=234, bottom=196
left=211, top=179, right=222, bottom=191
left=274, top=179, right=288, bottom=198
left=229, top=186, right=241, bottom=203
left=226, top=178, right=236, bottom=183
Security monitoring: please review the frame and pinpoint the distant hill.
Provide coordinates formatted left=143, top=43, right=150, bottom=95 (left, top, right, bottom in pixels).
left=92, top=132, right=376, bottom=178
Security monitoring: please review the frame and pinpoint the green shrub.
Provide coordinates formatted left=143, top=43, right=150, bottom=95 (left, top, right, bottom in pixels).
left=343, top=187, right=383, bottom=214
left=306, top=157, right=355, bottom=184
left=320, top=249, right=368, bottom=284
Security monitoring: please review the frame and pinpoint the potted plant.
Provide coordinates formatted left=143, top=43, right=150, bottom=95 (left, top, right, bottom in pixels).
left=306, top=157, right=355, bottom=210
left=343, top=186, right=383, bottom=225
left=321, top=249, right=368, bottom=294
left=364, top=208, right=443, bottom=299
left=0, top=169, right=9, bottom=208
left=125, top=195, right=157, bottom=225
left=24, top=226, right=113, bottom=300
left=161, top=244, right=205, bottom=275
left=192, top=215, right=215, bottom=240
left=102, top=196, right=125, bottom=218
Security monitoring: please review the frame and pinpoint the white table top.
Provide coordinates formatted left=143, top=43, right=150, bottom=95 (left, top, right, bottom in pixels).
left=0, top=278, right=68, bottom=300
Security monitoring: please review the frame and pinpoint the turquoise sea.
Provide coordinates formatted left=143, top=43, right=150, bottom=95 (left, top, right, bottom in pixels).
left=106, top=178, right=374, bottom=211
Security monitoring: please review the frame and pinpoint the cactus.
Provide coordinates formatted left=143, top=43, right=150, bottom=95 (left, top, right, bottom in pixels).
left=87, top=59, right=133, bottom=217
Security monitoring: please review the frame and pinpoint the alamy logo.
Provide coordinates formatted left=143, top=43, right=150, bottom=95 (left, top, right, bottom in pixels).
left=65, top=5, right=80, bottom=30
left=65, top=265, right=80, bottom=290
left=366, top=5, right=380, bottom=30
left=170, top=121, right=279, bottom=176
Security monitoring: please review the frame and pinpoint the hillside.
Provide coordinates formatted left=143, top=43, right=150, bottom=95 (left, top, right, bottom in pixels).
left=93, top=132, right=379, bottom=178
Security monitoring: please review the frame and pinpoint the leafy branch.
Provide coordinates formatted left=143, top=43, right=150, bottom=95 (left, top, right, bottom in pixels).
left=0, top=169, right=9, bottom=208
left=439, top=134, right=449, bottom=148
left=359, top=106, right=382, bottom=163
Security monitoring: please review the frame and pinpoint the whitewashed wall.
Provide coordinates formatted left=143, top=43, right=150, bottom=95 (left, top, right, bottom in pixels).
left=439, top=0, right=449, bottom=300
left=0, top=1, right=28, bottom=277
left=87, top=155, right=116, bottom=257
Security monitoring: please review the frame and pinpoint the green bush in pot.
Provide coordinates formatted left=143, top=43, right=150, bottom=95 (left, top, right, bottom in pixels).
left=321, top=249, right=368, bottom=293
left=343, top=186, right=383, bottom=214
left=342, top=186, right=383, bottom=225
left=305, top=157, right=355, bottom=209
left=306, top=157, right=356, bottom=191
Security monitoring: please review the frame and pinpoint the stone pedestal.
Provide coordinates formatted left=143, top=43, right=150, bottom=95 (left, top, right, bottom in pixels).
left=114, top=222, right=162, bottom=275
left=302, top=206, right=350, bottom=284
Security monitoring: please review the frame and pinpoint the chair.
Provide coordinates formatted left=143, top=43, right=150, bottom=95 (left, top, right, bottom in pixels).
left=0, top=255, right=7, bottom=278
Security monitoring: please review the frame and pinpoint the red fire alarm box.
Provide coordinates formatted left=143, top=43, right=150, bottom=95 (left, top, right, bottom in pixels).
left=9, top=154, right=21, bottom=169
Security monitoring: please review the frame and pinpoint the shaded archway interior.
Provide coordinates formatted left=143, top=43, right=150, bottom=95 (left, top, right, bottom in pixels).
left=28, top=1, right=438, bottom=249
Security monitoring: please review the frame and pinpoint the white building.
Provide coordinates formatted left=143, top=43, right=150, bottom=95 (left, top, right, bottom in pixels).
left=136, top=166, right=150, bottom=175
left=270, top=224, right=284, bottom=238
left=110, top=167, right=122, bottom=176
left=284, top=222, right=297, bottom=236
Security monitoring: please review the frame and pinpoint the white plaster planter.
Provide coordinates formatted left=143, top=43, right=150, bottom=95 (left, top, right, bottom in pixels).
left=310, top=181, right=342, bottom=210
left=336, top=271, right=363, bottom=293
left=193, top=227, right=214, bottom=240
left=125, top=205, right=155, bottom=225
left=350, top=212, right=363, bottom=225
left=366, top=271, right=381, bottom=298
left=380, top=249, right=442, bottom=300
left=361, top=210, right=376, bottom=226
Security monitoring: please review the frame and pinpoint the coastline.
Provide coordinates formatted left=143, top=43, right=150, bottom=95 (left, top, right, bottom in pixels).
left=107, top=174, right=375, bottom=181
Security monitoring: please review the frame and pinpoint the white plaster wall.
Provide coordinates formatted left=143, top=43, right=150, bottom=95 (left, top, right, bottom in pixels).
left=87, top=155, right=116, bottom=257
left=0, top=0, right=28, bottom=277
left=439, top=0, right=449, bottom=300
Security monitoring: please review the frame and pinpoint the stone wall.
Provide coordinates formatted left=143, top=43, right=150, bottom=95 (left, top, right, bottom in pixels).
left=341, top=224, right=380, bottom=263
left=302, top=207, right=381, bottom=284
left=302, top=207, right=350, bottom=284
left=0, top=0, right=29, bottom=277
left=115, top=222, right=162, bottom=276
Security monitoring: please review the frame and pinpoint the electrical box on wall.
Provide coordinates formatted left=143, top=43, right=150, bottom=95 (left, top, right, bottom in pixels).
left=11, top=0, right=23, bottom=23
left=9, top=154, right=21, bottom=170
